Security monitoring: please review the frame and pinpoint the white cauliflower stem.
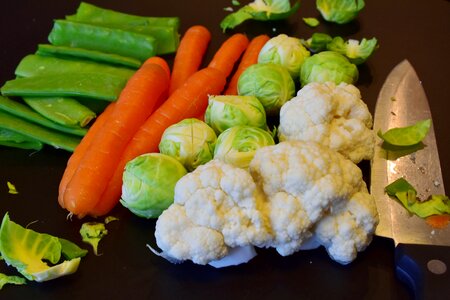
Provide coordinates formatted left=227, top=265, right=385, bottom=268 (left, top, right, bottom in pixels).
left=278, top=82, right=375, bottom=163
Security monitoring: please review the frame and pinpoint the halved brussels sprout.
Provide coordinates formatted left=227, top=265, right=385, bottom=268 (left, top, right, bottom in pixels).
left=327, top=37, right=378, bottom=65
left=237, top=63, right=295, bottom=115
left=316, top=0, right=365, bottom=24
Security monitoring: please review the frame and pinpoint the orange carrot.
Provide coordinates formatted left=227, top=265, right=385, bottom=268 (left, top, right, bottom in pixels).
left=169, top=25, right=211, bottom=95
left=58, top=102, right=116, bottom=209
left=89, top=67, right=226, bottom=216
left=224, top=34, right=270, bottom=95
left=208, top=33, right=249, bottom=78
left=60, top=57, right=171, bottom=217
left=426, top=215, right=450, bottom=229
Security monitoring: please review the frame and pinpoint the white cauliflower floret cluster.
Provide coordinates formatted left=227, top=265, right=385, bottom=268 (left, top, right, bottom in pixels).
left=154, top=141, right=378, bottom=266
left=278, top=82, right=375, bottom=163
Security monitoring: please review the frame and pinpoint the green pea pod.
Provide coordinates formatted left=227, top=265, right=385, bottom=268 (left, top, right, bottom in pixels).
left=36, top=44, right=141, bottom=69
left=15, top=54, right=135, bottom=80
left=65, top=2, right=180, bottom=54
left=0, top=110, right=81, bottom=152
left=23, top=97, right=96, bottom=128
left=0, top=127, right=43, bottom=150
left=0, top=96, right=87, bottom=136
left=1, top=72, right=127, bottom=101
left=48, top=20, right=157, bottom=62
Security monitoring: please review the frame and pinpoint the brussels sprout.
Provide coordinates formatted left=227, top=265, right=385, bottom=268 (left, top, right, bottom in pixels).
left=159, top=118, right=217, bottom=171
left=316, top=0, right=365, bottom=24
left=214, top=125, right=275, bottom=169
left=120, top=153, right=187, bottom=218
left=237, top=63, right=295, bottom=115
left=205, top=95, right=267, bottom=134
left=220, top=0, right=300, bottom=31
left=327, top=37, right=378, bottom=65
left=258, top=34, right=310, bottom=78
left=302, top=32, right=333, bottom=53
left=300, top=51, right=358, bottom=86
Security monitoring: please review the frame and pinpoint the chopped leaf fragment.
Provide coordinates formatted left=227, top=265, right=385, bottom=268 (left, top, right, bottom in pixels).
left=0, top=273, right=26, bottom=290
left=232, top=0, right=241, bottom=5
left=378, top=119, right=431, bottom=147
left=303, top=17, right=320, bottom=27
left=104, top=216, right=119, bottom=224
left=80, top=222, right=108, bottom=256
left=7, top=181, right=18, bottom=194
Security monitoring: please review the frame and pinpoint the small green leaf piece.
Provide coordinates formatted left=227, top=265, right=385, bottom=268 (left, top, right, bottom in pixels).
left=378, top=119, right=431, bottom=147
left=80, top=222, right=108, bottom=256
left=0, top=273, right=26, bottom=290
left=303, top=17, right=320, bottom=27
left=7, top=182, right=18, bottom=194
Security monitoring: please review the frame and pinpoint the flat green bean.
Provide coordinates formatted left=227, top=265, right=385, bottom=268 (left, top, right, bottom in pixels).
left=0, top=110, right=81, bottom=152
left=0, top=128, right=43, bottom=150
left=48, top=20, right=157, bottom=62
left=0, top=96, right=87, bottom=136
left=1, top=73, right=127, bottom=101
left=36, top=44, right=141, bottom=69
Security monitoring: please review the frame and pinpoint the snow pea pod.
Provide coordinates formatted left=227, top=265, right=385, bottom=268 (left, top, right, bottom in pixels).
left=0, top=110, right=81, bottom=152
left=23, top=97, right=96, bottom=128
left=1, top=73, right=127, bottom=101
left=48, top=20, right=157, bottom=62
left=0, top=128, right=43, bottom=150
left=65, top=2, right=179, bottom=54
left=0, top=96, right=87, bottom=136
left=15, top=54, right=135, bottom=80
left=36, top=44, right=141, bottom=69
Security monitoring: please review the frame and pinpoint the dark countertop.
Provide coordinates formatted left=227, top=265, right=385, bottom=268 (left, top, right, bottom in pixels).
left=0, top=0, right=449, bottom=299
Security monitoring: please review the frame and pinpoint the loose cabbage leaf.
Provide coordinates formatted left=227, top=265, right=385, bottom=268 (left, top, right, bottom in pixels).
left=301, top=33, right=333, bottom=53
left=0, top=213, right=83, bottom=282
left=220, top=0, right=300, bottom=31
left=80, top=222, right=108, bottom=255
left=327, top=37, right=378, bottom=65
left=378, top=119, right=431, bottom=147
left=0, top=273, right=26, bottom=290
left=385, top=178, right=450, bottom=218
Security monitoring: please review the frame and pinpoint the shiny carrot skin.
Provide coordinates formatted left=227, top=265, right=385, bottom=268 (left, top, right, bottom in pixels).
left=90, top=67, right=226, bottom=216
left=224, top=34, right=270, bottom=95
left=60, top=57, right=171, bottom=217
left=169, top=25, right=211, bottom=94
left=208, top=33, right=249, bottom=78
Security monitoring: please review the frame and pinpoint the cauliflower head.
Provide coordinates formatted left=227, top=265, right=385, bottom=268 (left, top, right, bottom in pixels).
left=278, top=82, right=375, bottom=163
left=154, top=159, right=272, bottom=265
left=249, top=141, right=368, bottom=256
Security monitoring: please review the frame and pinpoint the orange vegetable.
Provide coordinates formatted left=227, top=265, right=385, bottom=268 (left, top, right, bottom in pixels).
left=224, top=34, right=270, bottom=95
left=426, top=214, right=450, bottom=229
left=59, top=57, right=171, bottom=217
left=208, top=33, right=249, bottom=78
left=90, top=67, right=227, bottom=216
left=169, top=25, right=211, bottom=95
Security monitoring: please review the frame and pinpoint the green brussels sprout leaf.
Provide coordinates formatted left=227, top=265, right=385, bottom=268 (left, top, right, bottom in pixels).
left=327, top=37, right=378, bottom=65
left=0, top=273, right=26, bottom=289
left=301, top=32, right=333, bottom=53
left=377, top=119, right=431, bottom=147
left=80, top=222, right=108, bottom=256
left=303, top=17, right=320, bottom=27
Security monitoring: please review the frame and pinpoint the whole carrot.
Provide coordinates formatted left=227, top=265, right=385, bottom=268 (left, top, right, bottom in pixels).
left=169, top=25, right=211, bottom=95
left=60, top=57, right=171, bottom=217
left=58, top=102, right=116, bottom=209
left=208, top=33, right=249, bottom=78
left=224, top=34, right=270, bottom=95
left=90, top=67, right=226, bottom=216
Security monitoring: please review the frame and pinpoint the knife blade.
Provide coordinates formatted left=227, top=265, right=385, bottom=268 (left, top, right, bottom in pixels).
left=371, top=59, right=450, bottom=299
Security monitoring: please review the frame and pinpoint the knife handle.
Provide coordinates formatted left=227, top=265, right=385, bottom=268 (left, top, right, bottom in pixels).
left=395, top=243, right=450, bottom=299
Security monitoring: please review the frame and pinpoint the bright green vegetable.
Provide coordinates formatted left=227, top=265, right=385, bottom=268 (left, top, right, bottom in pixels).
left=303, top=17, right=320, bottom=27
left=23, top=97, right=96, bottom=128
left=6, top=181, right=19, bottom=194
left=220, top=0, right=300, bottom=31
left=205, top=95, right=267, bottom=134
left=58, top=238, right=89, bottom=259
left=0, top=96, right=87, bottom=136
left=0, top=110, right=81, bottom=152
left=0, top=213, right=85, bottom=282
left=36, top=44, right=141, bottom=69
left=159, top=118, right=217, bottom=171
left=15, top=54, right=135, bottom=79
left=120, top=153, right=187, bottom=218
left=377, top=119, right=431, bottom=147
left=48, top=20, right=157, bottom=61
left=1, top=73, right=127, bottom=101
left=66, top=2, right=180, bottom=55
left=385, top=178, right=450, bottom=218
left=316, top=0, right=365, bottom=24
left=302, top=32, right=333, bottom=53
left=299, top=51, right=358, bottom=86
left=0, top=128, right=43, bottom=150
left=257, top=34, right=310, bottom=79
left=237, top=63, right=295, bottom=115
left=327, top=37, right=378, bottom=65
left=214, top=125, right=275, bottom=169
left=80, top=222, right=108, bottom=256
left=0, top=273, right=26, bottom=290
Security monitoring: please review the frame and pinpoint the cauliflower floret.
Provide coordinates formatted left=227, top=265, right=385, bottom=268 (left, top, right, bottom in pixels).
left=312, top=186, right=379, bottom=264
left=278, top=82, right=375, bottom=163
left=249, top=141, right=365, bottom=256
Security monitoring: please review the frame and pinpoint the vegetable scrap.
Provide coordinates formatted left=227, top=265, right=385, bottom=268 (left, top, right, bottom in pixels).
left=303, top=17, right=320, bottom=27
left=7, top=182, right=18, bottom=195
left=378, top=119, right=431, bottom=147
left=80, top=222, right=108, bottom=256
left=0, top=273, right=26, bottom=290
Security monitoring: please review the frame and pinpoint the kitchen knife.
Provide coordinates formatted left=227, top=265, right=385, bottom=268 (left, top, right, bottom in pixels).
left=371, top=59, right=450, bottom=299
